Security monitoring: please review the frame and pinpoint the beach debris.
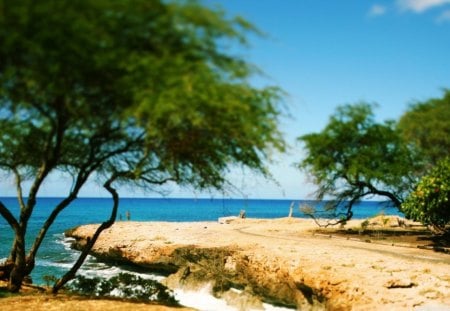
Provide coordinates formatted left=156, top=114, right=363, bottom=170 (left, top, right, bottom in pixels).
left=218, top=216, right=238, bottom=224
left=384, top=279, right=417, bottom=289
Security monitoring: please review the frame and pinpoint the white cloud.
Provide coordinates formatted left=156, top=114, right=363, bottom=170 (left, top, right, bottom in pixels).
left=369, top=4, right=388, bottom=16
left=436, top=9, right=450, bottom=21
left=397, top=0, right=450, bottom=13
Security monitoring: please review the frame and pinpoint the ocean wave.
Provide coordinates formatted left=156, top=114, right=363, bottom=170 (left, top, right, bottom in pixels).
left=34, top=251, right=288, bottom=310
left=55, top=234, right=76, bottom=251
left=36, top=259, right=74, bottom=270
left=174, top=285, right=294, bottom=311
left=174, top=285, right=236, bottom=311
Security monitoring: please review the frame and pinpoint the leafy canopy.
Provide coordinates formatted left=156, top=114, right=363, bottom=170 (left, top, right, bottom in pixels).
left=0, top=0, right=284, bottom=190
left=398, top=90, right=450, bottom=167
left=0, top=0, right=285, bottom=292
left=402, top=158, right=450, bottom=233
left=298, top=103, right=418, bottom=222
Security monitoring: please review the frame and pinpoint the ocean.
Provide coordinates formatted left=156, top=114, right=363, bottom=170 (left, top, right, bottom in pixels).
left=0, top=197, right=402, bottom=310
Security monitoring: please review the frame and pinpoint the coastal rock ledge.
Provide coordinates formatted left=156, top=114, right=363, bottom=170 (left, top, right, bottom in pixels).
left=66, top=219, right=450, bottom=310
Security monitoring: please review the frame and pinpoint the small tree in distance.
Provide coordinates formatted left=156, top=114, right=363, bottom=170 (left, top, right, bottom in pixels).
left=297, top=103, right=420, bottom=226
left=0, top=0, right=285, bottom=292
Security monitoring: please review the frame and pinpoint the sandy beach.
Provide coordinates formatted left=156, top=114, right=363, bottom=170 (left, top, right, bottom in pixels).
left=67, top=217, right=450, bottom=310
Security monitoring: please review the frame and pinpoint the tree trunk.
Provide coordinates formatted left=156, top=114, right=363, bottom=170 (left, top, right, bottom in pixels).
left=0, top=260, right=14, bottom=281
left=8, top=239, right=17, bottom=264
left=8, top=231, right=26, bottom=292
left=25, top=195, right=78, bottom=276
left=52, top=178, right=119, bottom=293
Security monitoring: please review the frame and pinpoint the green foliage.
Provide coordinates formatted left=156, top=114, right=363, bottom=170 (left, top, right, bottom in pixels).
left=68, top=273, right=178, bottom=305
left=42, top=274, right=58, bottom=287
left=0, top=0, right=284, bottom=189
left=339, top=216, right=347, bottom=228
left=402, top=158, right=450, bottom=233
left=360, top=219, right=370, bottom=231
left=0, top=288, right=18, bottom=298
left=0, top=0, right=285, bottom=292
left=298, top=103, right=419, bottom=222
left=398, top=90, right=450, bottom=166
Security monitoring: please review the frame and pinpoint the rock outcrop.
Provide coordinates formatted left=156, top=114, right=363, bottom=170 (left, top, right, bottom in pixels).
left=67, top=225, right=325, bottom=310
left=66, top=219, right=450, bottom=310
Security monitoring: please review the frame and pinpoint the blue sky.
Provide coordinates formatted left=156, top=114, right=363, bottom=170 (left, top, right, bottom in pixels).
left=1, top=0, right=450, bottom=199
left=200, top=0, right=450, bottom=199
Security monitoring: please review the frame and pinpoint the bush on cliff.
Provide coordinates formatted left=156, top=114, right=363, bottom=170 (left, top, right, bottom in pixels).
left=402, top=158, right=450, bottom=234
left=68, top=273, right=178, bottom=306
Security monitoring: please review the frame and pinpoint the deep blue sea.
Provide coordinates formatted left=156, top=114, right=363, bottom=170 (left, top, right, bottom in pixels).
left=0, top=197, right=402, bottom=286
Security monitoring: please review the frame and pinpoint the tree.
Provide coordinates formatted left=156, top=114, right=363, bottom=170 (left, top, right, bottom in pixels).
left=398, top=90, right=450, bottom=167
left=297, top=103, right=419, bottom=225
left=0, top=0, right=285, bottom=292
left=401, top=158, right=450, bottom=234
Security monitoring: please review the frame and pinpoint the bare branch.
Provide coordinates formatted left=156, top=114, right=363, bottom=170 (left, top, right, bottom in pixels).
left=12, top=167, right=26, bottom=210
left=0, top=200, right=19, bottom=232
left=52, top=173, right=120, bottom=293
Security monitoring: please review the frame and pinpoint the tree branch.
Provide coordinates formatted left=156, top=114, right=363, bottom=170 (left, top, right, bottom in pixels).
left=52, top=173, right=120, bottom=293
left=0, top=200, right=19, bottom=232
left=12, top=167, right=26, bottom=211
left=26, top=133, right=144, bottom=272
left=345, top=177, right=402, bottom=208
left=23, top=96, right=68, bottom=226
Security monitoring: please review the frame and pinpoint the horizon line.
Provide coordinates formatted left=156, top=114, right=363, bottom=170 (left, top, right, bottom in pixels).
left=0, top=196, right=392, bottom=202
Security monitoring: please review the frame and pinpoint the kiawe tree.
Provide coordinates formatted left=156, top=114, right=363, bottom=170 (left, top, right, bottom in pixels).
left=297, top=103, right=420, bottom=225
left=398, top=91, right=450, bottom=233
left=0, top=0, right=285, bottom=292
left=398, top=89, right=450, bottom=167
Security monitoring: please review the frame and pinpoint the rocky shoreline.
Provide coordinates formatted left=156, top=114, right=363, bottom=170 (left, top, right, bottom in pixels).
left=66, top=218, right=450, bottom=310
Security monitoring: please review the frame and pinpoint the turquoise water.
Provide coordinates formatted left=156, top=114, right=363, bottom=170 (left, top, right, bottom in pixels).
left=0, top=197, right=402, bottom=285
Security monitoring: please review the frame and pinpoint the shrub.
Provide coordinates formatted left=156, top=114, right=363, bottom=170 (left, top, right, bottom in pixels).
left=402, top=158, right=450, bottom=233
left=68, top=273, right=178, bottom=306
left=42, top=275, right=58, bottom=287
left=360, top=219, right=370, bottom=231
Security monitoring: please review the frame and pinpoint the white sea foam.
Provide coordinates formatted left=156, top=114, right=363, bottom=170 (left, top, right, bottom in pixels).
left=109, top=288, right=125, bottom=297
left=55, top=235, right=164, bottom=281
left=36, top=259, right=74, bottom=269
left=262, top=303, right=295, bottom=311
left=57, top=235, right=291, bottom=310
left=173, top=285, right=294, bottom=311
left=55, top=234, right=78, bottom=253
left=66, top=258, right=163, bottom=282
left=174, top=285, right=236, bottom=311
